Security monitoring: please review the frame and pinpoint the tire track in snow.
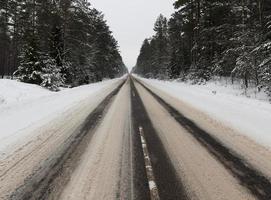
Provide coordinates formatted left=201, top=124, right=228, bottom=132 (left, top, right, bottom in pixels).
left=130, top=78, right=189, bottom=200
left=9, top=81, right=125, bottom=200
left=134, top=77, right=271, bottom=200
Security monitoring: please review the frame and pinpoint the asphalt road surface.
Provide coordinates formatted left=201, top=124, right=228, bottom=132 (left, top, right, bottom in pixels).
left=1, top=76, right=271, bottom=200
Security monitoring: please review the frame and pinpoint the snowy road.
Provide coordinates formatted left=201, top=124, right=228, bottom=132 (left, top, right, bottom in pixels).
left=1, top=76, right=271, bottom=199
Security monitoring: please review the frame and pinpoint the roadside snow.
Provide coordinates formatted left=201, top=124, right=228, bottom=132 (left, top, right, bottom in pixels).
left=137, top=76, right=271, bottom=149
left=0, top=79, right=51, bottom=106
left=198, top=77, right=269, bottom=102
left=0, top=77, right=125, bottom=154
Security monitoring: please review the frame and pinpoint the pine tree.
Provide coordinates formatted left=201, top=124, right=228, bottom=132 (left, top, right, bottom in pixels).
left=134, top=0, right=271, bottom=96
left=14, top=34, right=43, bottom=84
left=152, top=14, right=170, bottom=78
left=2, top=0, right=126, bottom=87
left=134, top=39, right=152, bottom=76
left=0, top=10, right=10, bottom=78
left=40, top=55, right=65, bottom=91
left=0, top=0, right=11, bottom=77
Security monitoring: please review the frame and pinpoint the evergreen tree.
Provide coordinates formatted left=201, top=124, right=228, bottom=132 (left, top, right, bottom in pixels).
left=152, top=14, right=170, bottom=78
left=0, top=9, right=10, bottom=78
left=14, top=34, right=43, bottom=84
left=135, top=14, right=169, bottom=79
left=168, top=11, right=189, bottom=79
left=134, top=39, right=152, bottom=76
left=134, top=0, right=271, bottom=97
left=1, top=0, right=126, bottom=89
left=40, top=55, right=65, bottom=91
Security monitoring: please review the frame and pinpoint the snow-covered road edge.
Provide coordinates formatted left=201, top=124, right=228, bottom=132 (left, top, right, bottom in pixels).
left=136, top=76, right=271, bottom=150
left=0, top=76, right=126, bottom=155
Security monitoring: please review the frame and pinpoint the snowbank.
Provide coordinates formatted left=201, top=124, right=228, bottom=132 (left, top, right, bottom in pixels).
left=0, top=77, right=124, bottom=154
left=197, top=77, right=269, bottom=102
left=0, top=79, right=51, bottom=106
left=137, top=76, right=271, bottom=149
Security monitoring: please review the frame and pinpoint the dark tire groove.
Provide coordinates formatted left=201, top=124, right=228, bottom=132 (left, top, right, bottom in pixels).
left=129, top=77, right=151, bottom=200
left=134, top=77, right=271, bottom=200
left=131, top=78, right=189, bottom=200
left=10, top=80, right=126, bottom=200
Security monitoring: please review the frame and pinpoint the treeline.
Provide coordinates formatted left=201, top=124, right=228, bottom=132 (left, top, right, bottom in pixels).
left=0, top=0, right=127, bottom=90
left=134, top=0, right=271, bottom=94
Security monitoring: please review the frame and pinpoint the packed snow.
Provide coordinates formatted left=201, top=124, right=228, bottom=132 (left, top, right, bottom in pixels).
left=0, top=77, right=124, bottom=155
left=137, top=76, right=271, bottom=149
left=0, top=79, right=51, bottom=106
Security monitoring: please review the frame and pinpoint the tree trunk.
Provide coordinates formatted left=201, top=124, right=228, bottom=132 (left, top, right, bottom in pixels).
left=257, top=0, right=264, bottom=30
left=244, top=71, right=249, bottom=88
left=4, top=0, right=9, bottom=76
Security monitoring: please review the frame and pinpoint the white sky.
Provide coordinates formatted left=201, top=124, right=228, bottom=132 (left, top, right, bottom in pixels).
left=89, top=0, right=176, bottom=70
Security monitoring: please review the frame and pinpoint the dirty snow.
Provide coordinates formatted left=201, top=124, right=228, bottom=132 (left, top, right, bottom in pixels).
left=0, top=77, right=125, bottom=154
left=137, top=76, right=271, bottom=149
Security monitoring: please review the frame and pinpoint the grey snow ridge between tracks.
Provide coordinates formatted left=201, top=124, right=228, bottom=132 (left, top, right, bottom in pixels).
left=134, top=77, right=271, bottom=200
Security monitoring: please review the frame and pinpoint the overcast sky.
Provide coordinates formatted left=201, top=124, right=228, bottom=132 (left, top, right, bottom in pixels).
left=89, top=0, right=176, bottom=70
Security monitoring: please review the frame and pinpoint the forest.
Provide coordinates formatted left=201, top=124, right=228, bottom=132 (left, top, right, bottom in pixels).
left=0, top=0, right=127, bottom=90
left=133, top=0, right=271, bottom=95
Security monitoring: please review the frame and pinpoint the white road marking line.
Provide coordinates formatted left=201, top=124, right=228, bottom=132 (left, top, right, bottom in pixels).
left=139, top=126, right=160, bottom=200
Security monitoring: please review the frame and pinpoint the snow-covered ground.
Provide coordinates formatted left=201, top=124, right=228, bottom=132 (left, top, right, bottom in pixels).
left=0, top=79, right=52, bottom=106
left=137, top=76, right=271, bottom=149
left=197, top=77, right=269, bottom=102
left=0, top=77, right=124, bottom=155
